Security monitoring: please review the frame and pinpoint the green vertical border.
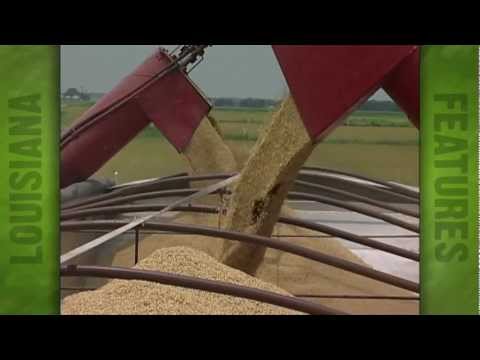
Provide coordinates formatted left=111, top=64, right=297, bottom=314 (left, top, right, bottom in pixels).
left=0, top=46, right=60, bottom=314
left=421, top=46, right=479, bottom=314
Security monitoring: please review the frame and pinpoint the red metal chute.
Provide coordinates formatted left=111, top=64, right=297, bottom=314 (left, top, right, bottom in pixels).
left=61, top=49, right=210, bottom=189
left=272, top=45, right=420, bottom=141
left=383, top=48, right=420, bottom=128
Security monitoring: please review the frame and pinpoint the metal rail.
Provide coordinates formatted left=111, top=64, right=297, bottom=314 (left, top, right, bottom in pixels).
left=60, top=176, right=239, bottom=264
left=63, top=189, right=202, bottom=211
left=62, top=173, right=234, bottom=210
left=289, top=192, right=419, bottom=233
left=296, top=294, right=420, bottom=300
left=302, top=166, right=420, bottom=200
left=60, top=287, right=419, bottom=301
left=61, top=220, right=419, bottom=293
left=281, top=216, right=418, bottom=261
left=61, top=204, right=419, bottom=261
left=61, top=265, right=344, bottom=315
left=61, top=170, right=419, bottom=212
left=295, top=180, right=419, bottom=218
left=60, top=170, right=420, bottom=313
left=61, top=188, right=419, bottom=233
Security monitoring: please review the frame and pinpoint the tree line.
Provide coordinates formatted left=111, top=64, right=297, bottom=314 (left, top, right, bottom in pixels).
left=62, top=88, right=402, bottom=113
left=211, top=98, right=279, bottom=108
left=211, top=97, right=402, bottom=112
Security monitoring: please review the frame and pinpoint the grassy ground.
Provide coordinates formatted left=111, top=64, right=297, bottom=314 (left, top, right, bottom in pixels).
left=63, top=102, right=419, bottom=186
left=61, top=101, right=95, bottom=129
left=62, top=104, right=413, bottom=136
left=345, top=111, right=411, bottom=127
left=94, top=138, right=418, bottom=186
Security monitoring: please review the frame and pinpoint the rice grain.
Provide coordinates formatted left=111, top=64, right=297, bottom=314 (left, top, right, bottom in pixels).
left=221, top=97, right=315, bottom=274
left=62, top=246, right=301, bottom=315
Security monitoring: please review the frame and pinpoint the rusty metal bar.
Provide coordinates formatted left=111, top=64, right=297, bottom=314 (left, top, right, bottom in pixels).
left=60, top=286, right=419, bottom=302
left=62, top=229, right=419, bottom=240
left=109, top=172, right=189, bottom=191
left=280, top=216, right=419, bottom=261
left=62, top=170, right=419, bottom=212
left=61, top=220, right=419, bottom=293
left=61, top=176, right=239, bottom=264
left=299, top=172, right=419, bottom=204
left=62, top=188, right=419, bottom=233
left=295, top=294, right=420, bottom=300
left=134, top=227, right=140, bottom=265
left=61, top=204, right=419, bottom=261
left=63, top=189, right=199, bottom=211
left=302, top=167, right=420, bottom=200
left=295, top=180, right=419, bottom=218
left=61, top=285, right=419, bottom=301
left=61, top=204, right=215, bottom=220
left=61, top=287, right=97, bottom=292
left=61, top=265, right=344, bottom=315
left=62, top=173, right=235, bottom=210
left=289, top=192, right=419, bottom=233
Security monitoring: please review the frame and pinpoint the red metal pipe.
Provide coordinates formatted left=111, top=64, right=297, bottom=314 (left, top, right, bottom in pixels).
left=61, top=49, right=210, bottom=189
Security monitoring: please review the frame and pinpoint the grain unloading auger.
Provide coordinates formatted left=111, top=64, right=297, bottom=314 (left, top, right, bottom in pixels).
left=225, top=45, right=420, bottom=273
left=273, top=46, right=420, bottom=133
left=61, top=45, right=212, bottom=189
left=61, top=45, right=419, bottom=190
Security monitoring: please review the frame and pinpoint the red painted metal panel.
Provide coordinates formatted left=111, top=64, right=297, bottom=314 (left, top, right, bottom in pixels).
left=272, top=45, right=418, bottom=141
left=137, top=71, right=211, bottom=151
left=61, top=49, right=210, bottom=189
left=383, top=49, right=420, bottom=128
left=70, top=52, right=169, bottom=126
left=61, top=102, right=150, bottom=188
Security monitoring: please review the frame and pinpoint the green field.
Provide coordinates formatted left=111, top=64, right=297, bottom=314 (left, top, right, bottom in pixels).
left=218, top=121, right=418, bottom=145
left=61, top=101, right=95, bottom=128
left=62, top=104, right=413, bottom=133
left=345, top=111, right=412, bottom=127
left=93, top=138, right=418, bottom=186
left=62, top=102, right=419, bottom=186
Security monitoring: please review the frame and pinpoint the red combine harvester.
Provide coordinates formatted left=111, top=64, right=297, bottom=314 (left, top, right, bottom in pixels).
left=60, top=45, right=420, bottom=315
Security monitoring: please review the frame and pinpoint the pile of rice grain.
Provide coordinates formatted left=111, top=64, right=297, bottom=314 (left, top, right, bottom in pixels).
left=111, top=213, right=417, bottom=315
left=62, top=246, right=301, bottom=315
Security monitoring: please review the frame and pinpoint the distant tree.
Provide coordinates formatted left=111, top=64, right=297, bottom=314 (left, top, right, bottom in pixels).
left=63, top=88, right=81, bottom=99
left=359, top=100, right=401, bottom=112
left=211, top=97, right=288, bottom=109
left=79, top=93, right=91, bottom=101
left=63, top=88, right=91, bottom=102
left=214, top=98, right=236, bottom=107
left=239, top=98, right=270, bottom=108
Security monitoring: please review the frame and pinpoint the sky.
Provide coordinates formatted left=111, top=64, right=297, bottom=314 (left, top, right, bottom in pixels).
left=61, top=45, right=391, bottom=101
